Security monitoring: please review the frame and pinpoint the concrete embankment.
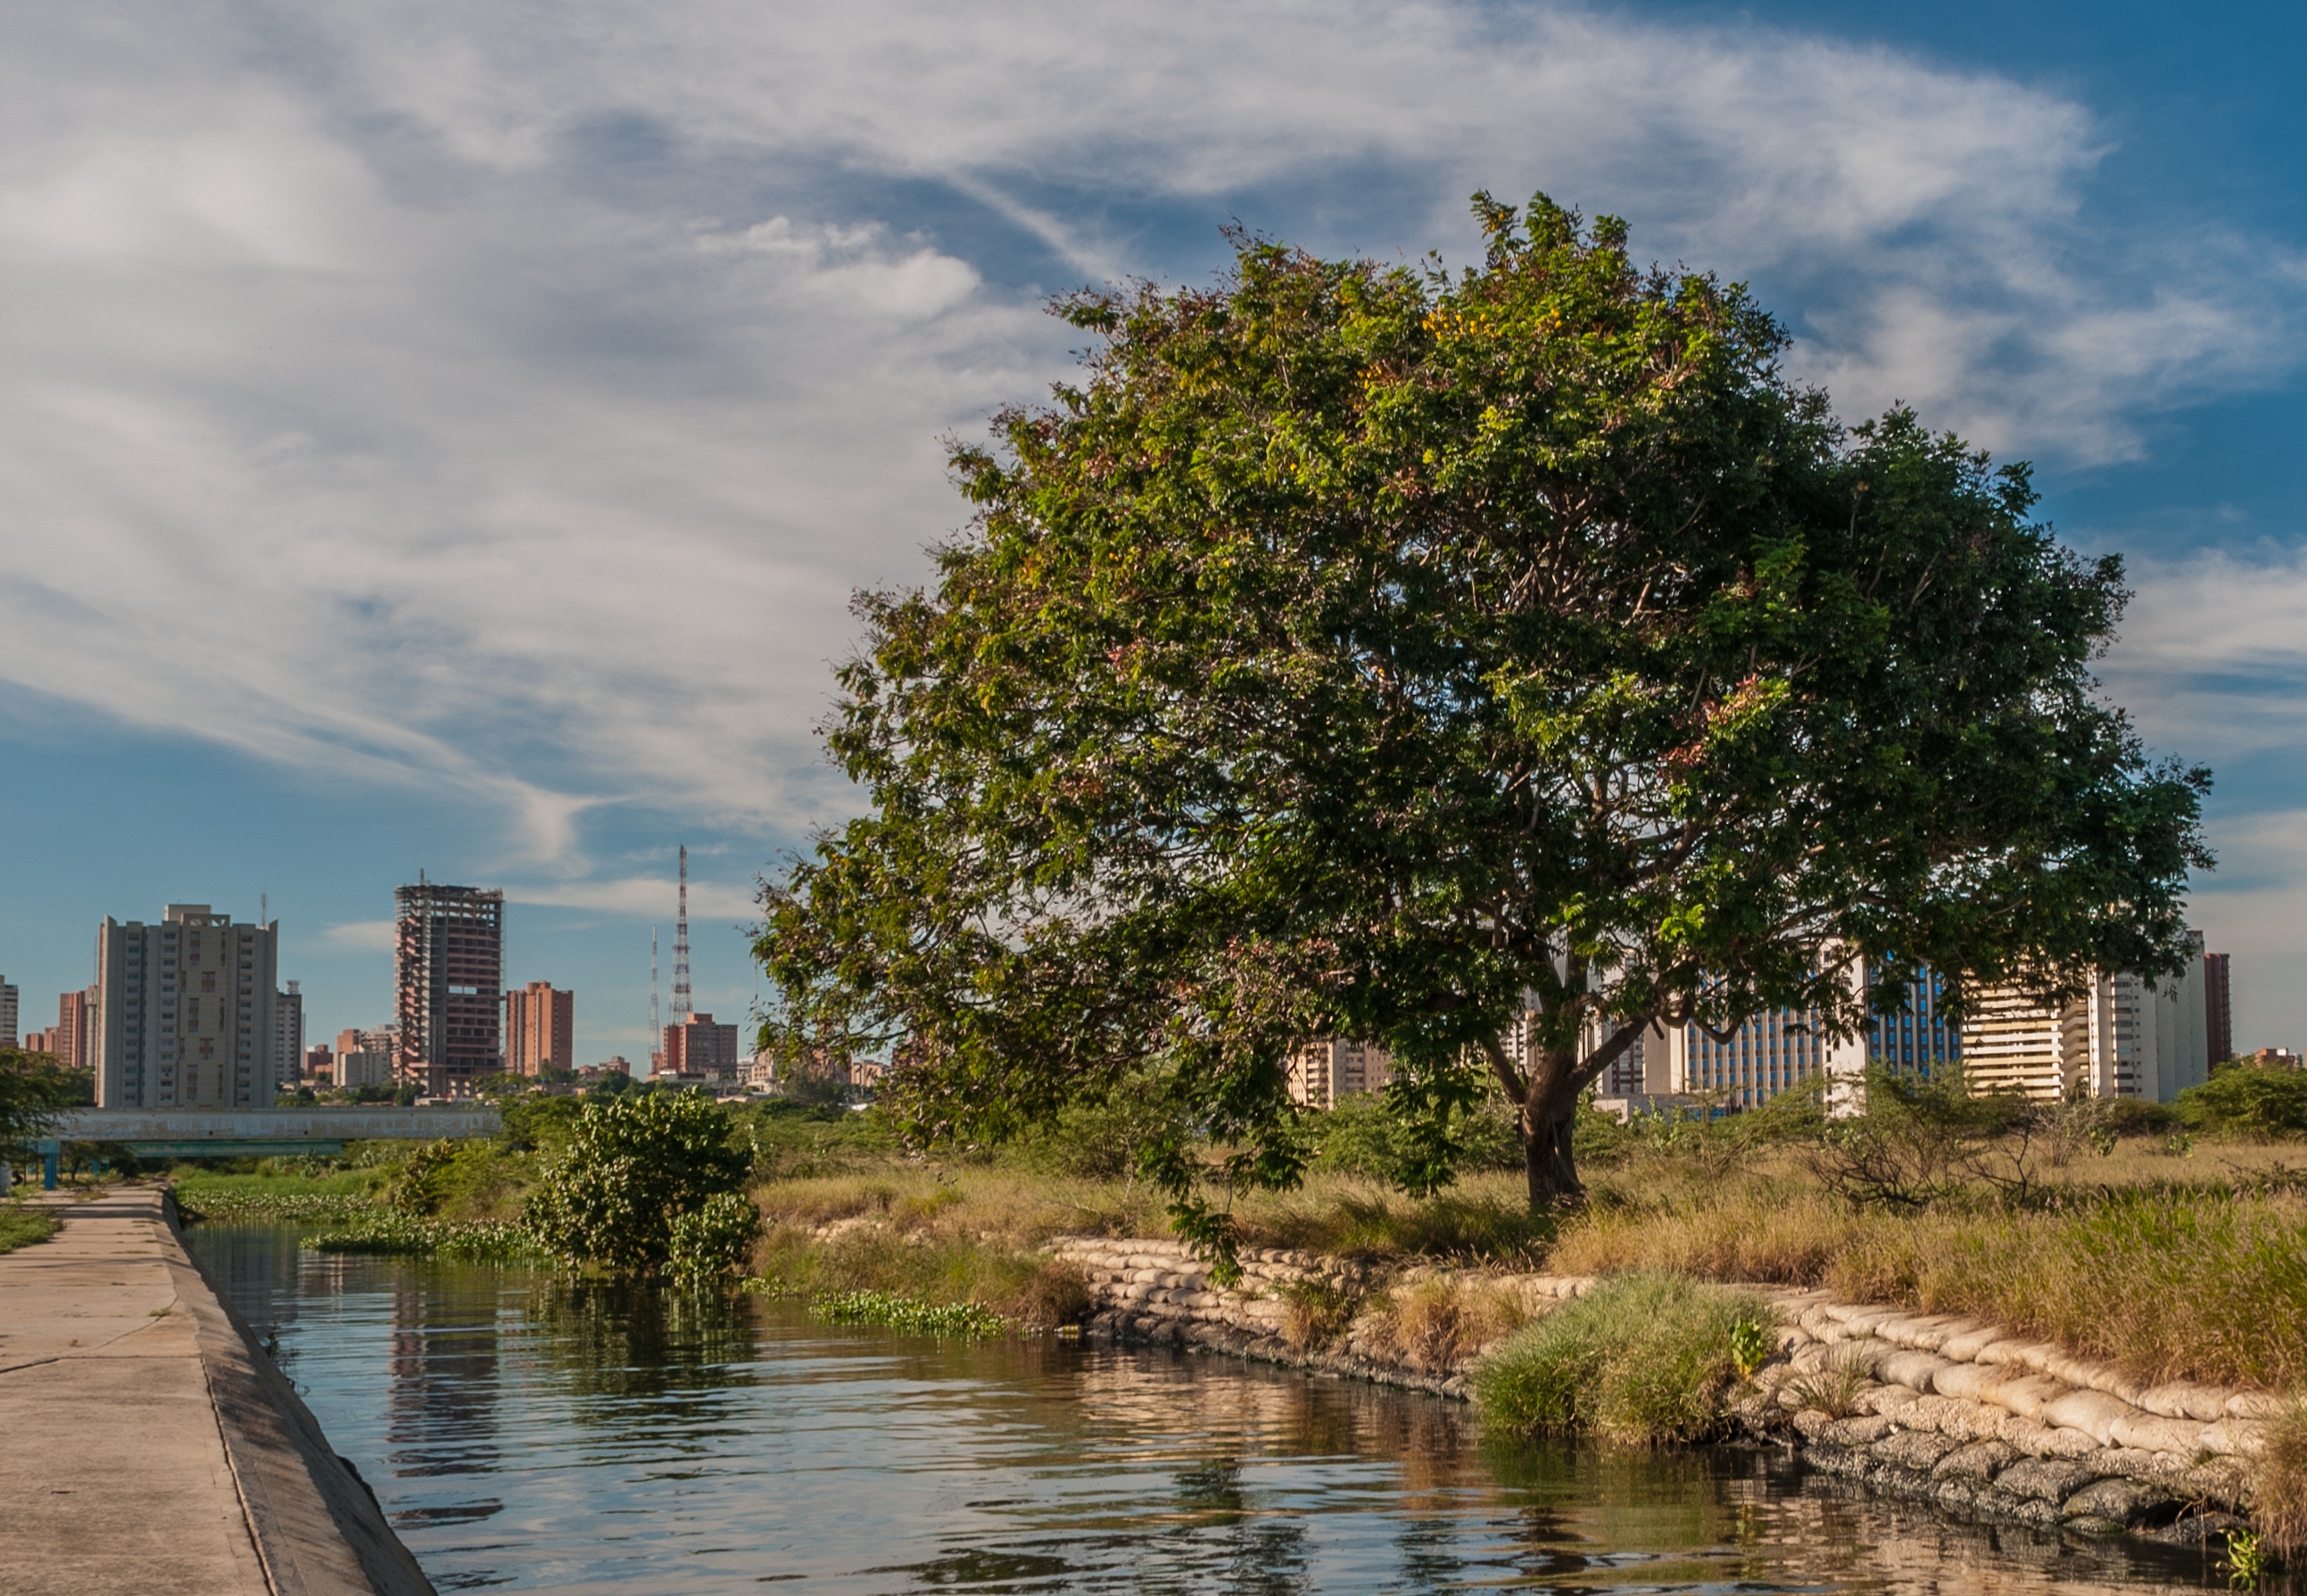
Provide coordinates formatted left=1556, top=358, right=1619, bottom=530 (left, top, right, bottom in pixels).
left=1054, top=1234, right=2276, bottom=1543
left=0, top=1187, right=434, bottom=1596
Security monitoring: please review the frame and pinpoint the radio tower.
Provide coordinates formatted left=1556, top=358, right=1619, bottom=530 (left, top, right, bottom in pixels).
left=673, top=844, right=692, bottom=1027
left=649, top=924, right=660, bottom=1070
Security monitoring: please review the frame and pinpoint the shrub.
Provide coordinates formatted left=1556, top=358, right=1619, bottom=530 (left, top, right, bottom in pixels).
left=666, top=1192, right=764, bottom=1286
left=302, top=1215, right=543, bottom=1261
left=2181, top=1068, right=2307, bottom=1138
left=1362, top=1277, right=1526, bottom=1369
left=1475, top=1271, right=1774, bottom=1445
left=1271, top=1278, right=1360, bottom=1352
left=525, top=1091, right=754, bottom=1276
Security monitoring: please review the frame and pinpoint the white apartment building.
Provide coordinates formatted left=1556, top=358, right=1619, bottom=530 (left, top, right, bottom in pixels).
left=1960, top=948, right=2210, bottom=1104
left=95, top=904, right=280, bottom=1109
left=1286, top=1037, right=1394, bottom=1108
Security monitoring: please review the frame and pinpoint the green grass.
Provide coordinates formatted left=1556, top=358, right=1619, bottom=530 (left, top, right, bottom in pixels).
left=0, top=1204, right=59, bottom=1254
left=1474, top=1271, right=1775, bottom=1446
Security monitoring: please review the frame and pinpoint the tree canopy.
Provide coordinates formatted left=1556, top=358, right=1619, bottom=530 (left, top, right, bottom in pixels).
left=756, top=194, right=2210, bottom=1258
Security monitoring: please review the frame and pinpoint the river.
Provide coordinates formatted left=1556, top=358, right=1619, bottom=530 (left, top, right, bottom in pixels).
left=183, top=1224, right=2234, bottom=1595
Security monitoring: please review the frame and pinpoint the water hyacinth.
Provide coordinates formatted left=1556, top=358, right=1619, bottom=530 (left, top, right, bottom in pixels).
left=303, top=1214, right=547, bottom=1261
left=812, top=1290, right=1008, bottom=1338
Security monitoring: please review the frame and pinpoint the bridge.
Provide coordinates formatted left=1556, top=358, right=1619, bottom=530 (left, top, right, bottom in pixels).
left=20, top=1106, right=502, bottom=1188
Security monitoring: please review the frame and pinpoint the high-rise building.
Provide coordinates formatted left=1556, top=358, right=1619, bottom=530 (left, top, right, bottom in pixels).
left=2204, top=952, right=2233, bottom=1064
left=95, top=905, right=280, bottom=1109
left=331, top=1026, right=397, bottom=1088
left=44, top=987, right=97, bottom=1071
left=273, top=980, right=304, bottom=1085
left=394, top=881, right=505, bottom=1097
left=661, top=1013, right=739, bottom=1079
left=0, top=977, right=17, bottom=1047
left=304, top=1043, right=334, bottom=1079
left=504, top=981, right=575, bottom=1076
left=1959, top=945, right=2211, bottom=1104
left=1286, top=1038, right=1393, bottom=1108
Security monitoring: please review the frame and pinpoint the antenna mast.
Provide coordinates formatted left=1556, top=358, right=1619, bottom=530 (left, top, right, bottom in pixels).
left=673, top=845, right=692, bottom=1027
left=649, top=924, right=660, bottom=1069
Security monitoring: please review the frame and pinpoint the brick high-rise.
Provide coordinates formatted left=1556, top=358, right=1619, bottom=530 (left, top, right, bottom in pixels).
left=662, top=1013, right=739, bottom=1079
left=504, top=981, right=575, bottom=1076
left=2204, top=951, right=2233, bottom=1065
left=394, top=880, right=504, bottom=1097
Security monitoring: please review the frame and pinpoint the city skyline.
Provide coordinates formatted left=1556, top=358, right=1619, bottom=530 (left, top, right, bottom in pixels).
left=6, top=3, right=2307, bottom=1054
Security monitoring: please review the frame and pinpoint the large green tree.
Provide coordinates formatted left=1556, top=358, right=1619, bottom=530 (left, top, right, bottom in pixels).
left=757, top=195, right=2208, bottom=1249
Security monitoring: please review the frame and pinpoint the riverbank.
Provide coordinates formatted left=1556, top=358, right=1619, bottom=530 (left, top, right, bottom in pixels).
left=0, top=1186, right=434, bottom=1596
left=1053, top=1232, right=2284, bottom=1550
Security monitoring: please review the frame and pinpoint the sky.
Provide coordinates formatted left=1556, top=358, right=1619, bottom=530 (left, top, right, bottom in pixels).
left=4, top=1, right=2306, bottom=1061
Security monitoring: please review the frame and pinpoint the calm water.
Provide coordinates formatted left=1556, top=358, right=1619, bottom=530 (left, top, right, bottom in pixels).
left=185, top=1225, right=2235, bottom=1596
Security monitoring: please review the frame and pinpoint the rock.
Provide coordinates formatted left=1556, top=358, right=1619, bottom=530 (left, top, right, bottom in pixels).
left=1933, top=1479, right=1979, bottom=1513
left=1872, top=1430, right=1964, bottom=1472
left=2137, top=1381, right=2239, bottom=1424
left=1930, top=1363, right=1994, bottom=1402
left=2061, top=1476, right=2185, bottom=1529
left=2064, top=1515, right=2127, bottom=1536
left=1822, top=1415, right=1897, bottom=1447
left=1995, top=1457, right=2103, bottom=1503
left=2008, top=1496, right=2065, bottom=1528
left=2155, top=1511, right=2250, bottom=1546
left=1792, top=1409, right=1835, bottom=1440
left=1934, top=1440, right=2017, bottom=1480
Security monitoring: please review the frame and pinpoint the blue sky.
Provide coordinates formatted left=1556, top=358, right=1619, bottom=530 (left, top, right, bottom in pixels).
left=4, top=1, right=2306, bottom=1060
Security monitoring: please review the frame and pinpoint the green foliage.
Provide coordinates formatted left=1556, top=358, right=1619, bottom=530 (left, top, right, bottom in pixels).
left=0, top=1046, right=84, bottom=1159
left=810, top=1289, right=1008, bottom=1338
left=744, top=1099, right=899, bottom=1179
left=1728, top=1315, right=1773, bottom=1379
left=1310, top=1089, right=1520, bottom=1193
left=665, top=1192, right=762, bottom=1286
left=1808, top=1068, right=2036, bottom=1209
left=757, top=191, right=2210, bottom=1249
left=387, top=1138, right=458, bottom=1213
left=2223, top=1529, right=2270, bottom=1589
left=303, top=1214, right=544, bottom=1261
left=0, top=1204, right=59, bottom=1253
left=1474, top=1271, right=1775, bottom=1445
left=2181, top=1066, right=2307, bottom=1138
left=175, top=1189, right=376, bottom=1225
left=524, top=1092, right=754, bottom=1277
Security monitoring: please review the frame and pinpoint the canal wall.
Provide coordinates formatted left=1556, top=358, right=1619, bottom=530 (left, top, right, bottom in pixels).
left=0, top=1186, right=434, bottom=1596
left=1051, top=1234, right=2275, bottom=1544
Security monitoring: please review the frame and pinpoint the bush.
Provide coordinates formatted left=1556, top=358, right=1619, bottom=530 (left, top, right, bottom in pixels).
left=2256, top=1398, right=2307, bottom=1556
left=1308, top=1090, right=1521, bottom=1190
left=1361, top=1276, right=1526, bottom=1369
left=525, top=1092, right=754, bottom=1276
left=1474, top=1271, right=1775, bottom=1445
left=666, top=1192, right=763, bottom=1286
left=2181, top=1067, right=2307, bottom=1138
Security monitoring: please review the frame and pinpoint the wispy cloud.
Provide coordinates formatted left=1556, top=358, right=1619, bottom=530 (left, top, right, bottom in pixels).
left=0, top=0, right=2297, bottom=896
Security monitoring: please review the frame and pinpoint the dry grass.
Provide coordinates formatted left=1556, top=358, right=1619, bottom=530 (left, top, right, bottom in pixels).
left=2256, top=1400, right=2307, bottom=1555
left=1359, top=1276, right=1529, bottom=1369
left=1555, top=1146, right=2307, bottom=1390
left=1271, top=1278, right=1360, bottom=1352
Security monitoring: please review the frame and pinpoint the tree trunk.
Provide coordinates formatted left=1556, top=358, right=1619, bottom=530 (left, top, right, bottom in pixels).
left=1519, top=1046, right=1587, bottom=1210
left=1522, top=1096, right=1582, bottom=1209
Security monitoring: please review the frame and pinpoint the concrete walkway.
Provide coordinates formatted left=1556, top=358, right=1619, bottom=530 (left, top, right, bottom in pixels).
left=0, top=1187, right=433, bottom=1596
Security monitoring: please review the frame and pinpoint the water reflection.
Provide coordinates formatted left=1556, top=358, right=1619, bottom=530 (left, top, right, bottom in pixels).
left=185, top=1226, right=2245, bottom=1596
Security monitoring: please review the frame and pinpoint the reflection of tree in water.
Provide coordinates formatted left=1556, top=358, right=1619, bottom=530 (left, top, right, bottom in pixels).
left=1166, top=1461, right=1310, bottom=1596
left=520, top=1278, right=757, bottom=1426
left=385, top=1262, right=504, bottom=1480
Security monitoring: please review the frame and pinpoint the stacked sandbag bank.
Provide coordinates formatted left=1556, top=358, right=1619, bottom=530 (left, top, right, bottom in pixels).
left=1050, top=1235, right=2278, bottom=1544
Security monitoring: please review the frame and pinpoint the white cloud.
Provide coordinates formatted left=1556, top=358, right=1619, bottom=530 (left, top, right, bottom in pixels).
left=323, top=920, right=398, bottom=952
left=0, top=0, right=2296, bottom=899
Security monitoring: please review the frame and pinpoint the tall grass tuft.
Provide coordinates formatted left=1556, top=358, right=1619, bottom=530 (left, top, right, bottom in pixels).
left=2254, top=1399, right=2307, bottom=1556
left=1475, top=1271, right=1774, bottom=1446
left=1360, top=1277, right=1527, bottom=1369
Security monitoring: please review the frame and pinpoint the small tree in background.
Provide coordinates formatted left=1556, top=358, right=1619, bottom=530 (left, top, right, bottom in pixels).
left=0, top=1047, right=80, bottom=1172
left=525, top=1092, right=754, bottom=1277
left=757, top=194, right=2209, bottom=1263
